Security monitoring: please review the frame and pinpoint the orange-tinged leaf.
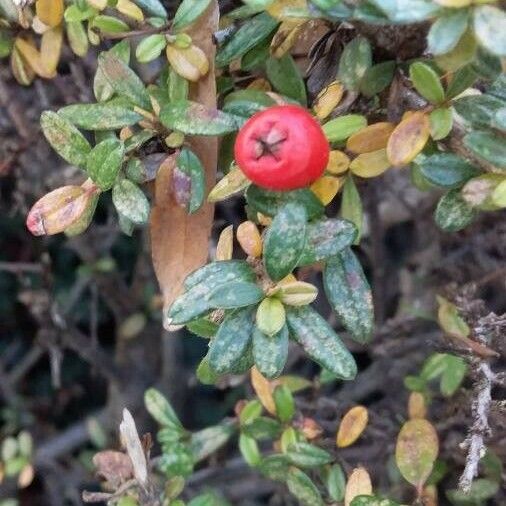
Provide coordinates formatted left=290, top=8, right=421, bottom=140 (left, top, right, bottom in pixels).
left=336, top=405, right=368, bottom=448
left=346, top=122, right=395, bottom=154
left=396, top=419, right=439, bottom=491
left=166, top=43, right=209, bottom=82
left=408, top=392, right=427, bottom=420
left=237, top=221, right=263, bottom=258
left=11, top=47, right=35, bottom=86
left=310, top=175, right=344, bottom=205
left=15, top=37, right=53, bottom=79
left=313, top=80, right=344, bottom=120
left=36, top=0, right=63, bottom=28
left=216, top=224, right=233, bottom=260
left=387, top=112, right=430, bottom=167
left=40, top=25, right=63, bottom=76
left=251, top=366, right=276, bottom=415
left=344, top=467, right=372, bottom=506
left=349, top=149, right=391, bottom=178
left=26, top=185, right=93, bottom=236
left=151, top=2, right=219, bottom=323
left=326, top=150, right=350, bottom=175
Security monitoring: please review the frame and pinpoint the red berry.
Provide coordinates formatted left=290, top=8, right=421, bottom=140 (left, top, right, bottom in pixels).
left=234, top=105, right=330, bottom=191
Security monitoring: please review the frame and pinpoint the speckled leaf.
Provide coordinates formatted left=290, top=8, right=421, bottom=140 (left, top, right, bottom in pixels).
left=435, top=189, right=476, bottom=232
left=190, top=423, right=234, bottom=462
left=396, top=419, right=439, bottom=489
left=58, top=102, right=142, bottom=130
left=263, top=202, right=307, bottom=281
left=453, top=95, right=504, bottom=128
left=253, top=324, right=288, bottom=379
left=324, top=247, right=374, bottom=344
left=172, top=0, right=213, bottom=32
left=94, top=41, right=131, bottom=103
left=40, top=111, right=91, bottom=167
left=112, top=179, right=150, bottom=225
left=98, top=53, right=151, bottom=109
left=351, top=496, right=402, bottom=506
left=208, top=281, right=263, bottom=309
left=216, top=12, right=278, bottom=67
left=286, top=305, right=357, bottom=380
left=286, top=442, right=332, bottom=468
left=463, top=131, right=506, bottom=169
left=419, top=153, right=479, bottom=189
left=208, top=307, right=255, bottom=374
left=286, top=467, right=324, bottom=506
left=160, top=100, right=240, bottom=135
left=338, top=36, right=372, bottom=91
left=174, top=148, right=206, bottom=213
left=184, top=260, right=256, bottom=290
left=246, top=186, right=324, bottom=220
left=473, top=5, right=506, bottom=57
left=86, top=138, right=125, bottom=191
left=266, top=54, right=307, bottom=105
left=223, top=89, right=275, bottom=118
left=297, top=218, right=357, bottom=266
left=258, top=454, right=290, bottom=481
left=427, top=10, right=468, bottom=55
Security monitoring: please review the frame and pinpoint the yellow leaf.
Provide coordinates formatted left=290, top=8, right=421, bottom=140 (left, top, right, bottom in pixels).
left=208, top=166, right=250, bottom=202
left=386, top=111, right=430, bottom=167
left=237, top=221, right=263, bottom=258
left=247, top=78, right=271, bottom=91
left=36, top=0, right=63, bottom=28
left=326, top=149, right=350, bottom=175
left=310, top=175, right=344, bottom=205
left=15, top=37, right=54, bottom=79
left=349, top=149, right=391, bottom=178
left=346, top=122, right=395, bottom=154
left=313, top=80, right=344, bottom=120
left=11, top=47, right=35, bottom=86
left=270, top=19, right=305, bottom=58
left=336, top=405, right=368, bottom=448
left=251, top=367, right=276, bottom=415
left=345, top=467, right=372, bottom=506
left=116, top=0, right=144, bottom=21
left=436, top=295, right=470, bottom=339
left=408, top=392, right=427, bottom=420
left=433, top=0, right=471, bottom=6
left=267, top=0, right=307, bottom=20
left=166, top=43, right=209, bottom=82
left=40, top=25, right=63, bottom=76
left=216, top=224, right=234, bottom=260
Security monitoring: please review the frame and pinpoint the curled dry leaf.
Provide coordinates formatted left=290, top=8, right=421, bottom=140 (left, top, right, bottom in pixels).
left=151, top=1, right=220, bottom=327
left=92, top=450, right=134, bottom=488
left=119, top=408, right=147, bottom=486
left=337, top=405, right=369, bottom=448
left=270, top=19, right=306, bottom=59
left=345, top=466, right=373, bottom=506
left=387, top=111, right=430, bottom=167
left=26, top=185, right=95, bottom=236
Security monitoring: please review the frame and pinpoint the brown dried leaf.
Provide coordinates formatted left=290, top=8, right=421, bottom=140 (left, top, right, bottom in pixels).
left=151, top=1, right=219, bottom=326
left=119, top=408, right=147, bottom=486
left=93, top=450, right=134, bottom=486
left=40, top=25, right=63, bottom=76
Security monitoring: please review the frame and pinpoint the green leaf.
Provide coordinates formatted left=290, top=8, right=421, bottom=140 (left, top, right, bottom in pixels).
left=86, top=138, right=125, bottom=191
left=208, top=281, right=264, bottom=309
left=64, top=3, right=96, bottom=22
left=436, top=29, right=476, bottom=73
left=409, top=62, right=445, bottom=104
left=40, top=111, right=91, bottom=167
left=158, top=441, right=194, bottom=476
left=445, top=65, right=478, bottom=100
left=174, top=148, right=206, bottom=213
left=258, top=454, right=291, bottom=481
left=160, top=100, right=240, bottom=135
left=360, top=61, right=395, bottom=98
left=297, top=218, right=357, bottom=266
left=266, top=54, right=307, bottom=106
left=112, top=179, right=150, bottom=225
left=473, top=5, right=506, bottom=57
left=172, top=0, right=213, bottom=32
left=286, top=467, right=324, bottom=506
left=168, top=67, right=189, bottom=103
left=239, top=400, right=263, bottom=425
left=338, top=36, right=372, bottom=91
left=272, top=384, right=294, bottom=423
left=256, top=297, right=286, bottom=337
left=286, top=305, right=357, bottom=380
left=239, top=433, right=261, bottom=467
left=94, top=40, right=131, bottom=103
left=144, top=388, right=183, bottom=431
left=246, top=186, right=324, bottom=220
left=208, top=307, right=255, bottom=374
left=326, top=464, right=346, bottom=502
left=253, top=324, right=288, bottom=379
left=286, top=441, right=332, bottom=467
left=341, top=175, right=363, bottom=243
left=492, top=107, right=506, bottom=132
left=91, top=15, right=130, bottom=34
left=132, top=0, right=167, bottom=18
left=427, top=10, right=468, bottom=56
left=324, top=247, right=374, bottom=344
left=418, top=153, right=479, bottom=188
left=98, top=52, right=151, bottom=109
left=263, top=202, right=307, bottom=281
left=453, top=95, right=504, bottom=128
left=440, top=355, right=466, bottom=397
left=241, top=36, right=271, bottom=71
left=368, top=0, right=440, bottom=23
left=489, top=73, right=506, bottom=101
left=186, top=318, right=219, bottom=338
left=242, top=416, right=282, bottom=440
left=0, top=30, right=13, bottom=58
left=190, top=423, right=234, bottom=462
left=446, top=478, right=499, bottom=505
left=323, top=114, right=367, bottom=142
left=223, top=89, right=275, bottom=118
left=184, top=260, right=256, bottom=290
left=136, top=34, right=166, bottom=63
left=429, top=107, right=453, bottom=141
left=216, top=12, right=278, bottom=67
left=463, top=131, right=506, bottom=169
left=351, top=496, right=402, bottom=506
left=435, top=189, right=476, bottom=232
